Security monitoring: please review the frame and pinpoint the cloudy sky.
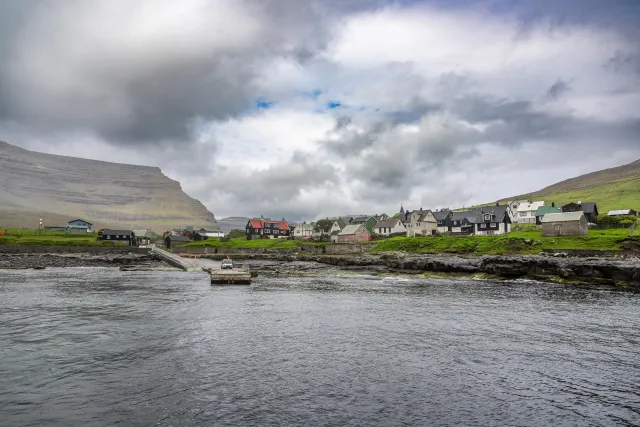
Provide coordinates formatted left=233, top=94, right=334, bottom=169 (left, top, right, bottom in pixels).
left=1, top=0, right=639, bottom=220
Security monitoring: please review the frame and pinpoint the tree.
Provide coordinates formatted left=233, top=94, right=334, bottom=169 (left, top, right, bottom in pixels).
left=314, top=219, right=333, bottom=233
left=228, top=229, right=246, bottom=239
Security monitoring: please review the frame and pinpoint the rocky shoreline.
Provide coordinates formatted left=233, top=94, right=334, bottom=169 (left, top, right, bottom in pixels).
left=207, top=252, right=640, bottom=288
left=1, top=250, right=639, bottom=288
left=0, top=252, right=170, bottom=269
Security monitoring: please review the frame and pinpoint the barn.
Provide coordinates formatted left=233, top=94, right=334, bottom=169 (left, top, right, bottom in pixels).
left=540, top=212, right=588, bottom=237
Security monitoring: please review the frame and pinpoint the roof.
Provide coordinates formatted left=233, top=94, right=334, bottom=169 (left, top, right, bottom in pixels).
left=375, top=218, right=401, bottom=229
left=432, top=210, right=451, bottom=221
left=166, top=234, right=191, bottom=242
left=330, top=230, right=340, bottom=236
left=249, top=219, right=263, bottom=229
left=68, top=219, right=92, bottom=225
left=102, top=229, right=134, bottom=236
left=516, top=201, right=546, bottom=213
left=351, top=216, right=370, bottom=223
left=248, top=219, right=289, bottom=230
left=536, top=206, right=561, bottom=216
left=335, top=219, right=347, bottom=228
left=451, top=209, right=481, bottom=221
left=418, top=210, right=436, bottom=222
left=339, top=224, right=368, bottom=235
left=541, top=212, right=586, bottom=223
left=608, top=209, right=635, bottom=215
left=133, top=230, right=148, bottom=236
left=563, top=202, right=598, bottom=214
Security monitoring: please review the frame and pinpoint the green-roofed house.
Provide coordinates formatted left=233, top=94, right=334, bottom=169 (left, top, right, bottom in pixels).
left=350, top=216, right=378, bottom=233
left=536, top=204, right=561, bottom=225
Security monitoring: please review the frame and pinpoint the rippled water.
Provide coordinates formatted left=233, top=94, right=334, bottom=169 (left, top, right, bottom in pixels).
left=1, top=268, right=639, bottom=426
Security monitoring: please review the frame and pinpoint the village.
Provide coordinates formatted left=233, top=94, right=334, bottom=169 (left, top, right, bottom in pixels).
left=24, top=200, right=637, bottom=249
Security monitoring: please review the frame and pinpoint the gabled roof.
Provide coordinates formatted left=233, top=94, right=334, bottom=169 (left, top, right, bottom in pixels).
left=166, top=234, right=191, bottom=242
left=375, top=218, right=401, bottom=229
left=418, top=210, right=435, bottom=222
left=335, top=218, right=347, bottom=228
left=541, top=212, right=586, bottom=223
left=351, top=216, right=371, bottom=223
left=432, top=210, right=451, bottom=221
left=68, top=219, right=93, bottom=225
left=536, top=206, right=561, bottom=217
left=566, top=202, right=597, bottom=214
left=516, top=201, right=545, bottom=213
left=248, top=219, right=289, bottom=230
left=339, top=224, right=368, bottom=235
left=608, top=209, right=635, bottom=216
left=102, top=229, right=134, bottom=236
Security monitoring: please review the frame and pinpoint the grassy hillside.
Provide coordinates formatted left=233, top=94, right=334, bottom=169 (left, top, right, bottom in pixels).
left=501, top=159, right=640, bottom=213
left=371, top=228, right=634, bottom=255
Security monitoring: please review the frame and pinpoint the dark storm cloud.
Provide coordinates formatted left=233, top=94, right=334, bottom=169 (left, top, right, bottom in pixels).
left=546, top=79, right=571, bottom=99
left=0, top=0, right=357, bottom=147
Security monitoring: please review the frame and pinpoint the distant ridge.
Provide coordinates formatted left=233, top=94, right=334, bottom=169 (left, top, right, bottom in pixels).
left=501, top=158, right=640, bottom=213
left=0, top=140, right=217, bottom=230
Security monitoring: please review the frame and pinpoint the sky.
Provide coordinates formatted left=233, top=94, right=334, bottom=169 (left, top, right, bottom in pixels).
left=0, top=0, right=639, bottom=221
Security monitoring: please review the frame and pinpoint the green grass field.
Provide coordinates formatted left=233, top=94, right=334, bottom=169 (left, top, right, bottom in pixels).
left=0, top=228, right=122, bottom=246
left=370, top=228, right=632, bottom=255
left=180, top=237, right=328, bottom=249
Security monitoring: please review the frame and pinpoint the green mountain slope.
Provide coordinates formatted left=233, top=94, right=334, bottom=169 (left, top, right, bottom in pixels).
left=501, top=159, right=640, bottom=213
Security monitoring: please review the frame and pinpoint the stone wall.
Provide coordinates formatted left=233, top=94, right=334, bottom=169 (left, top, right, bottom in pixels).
left=0, top=245, right=151, bottom=254
left=325, top=243, right=378, bottom=254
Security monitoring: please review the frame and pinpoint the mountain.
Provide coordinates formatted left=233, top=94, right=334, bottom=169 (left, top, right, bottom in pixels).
left=216, top=217, right=251, bottom=233
left=0, top=141, right=216, bottom=231
left=501, top=159, right=640, bottom=213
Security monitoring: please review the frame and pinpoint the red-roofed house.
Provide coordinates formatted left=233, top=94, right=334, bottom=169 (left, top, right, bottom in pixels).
left=245, top=217, right=291, bottom=240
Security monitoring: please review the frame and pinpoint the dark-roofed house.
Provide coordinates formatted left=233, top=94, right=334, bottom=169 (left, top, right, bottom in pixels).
left=475, top=205, right=512, bottom=235
left=562, top=202, right=599, bottom=224
left=164, top=234, right=191, bottom=249
left=433, top=209, right=452, bottom=233
left=100, top=230, right=135, bottom=246
left=245, top=218, right=290, bottom=240
left=450, top=210, right=480, bottom=235
left=373, top=218, right=406, bottom=236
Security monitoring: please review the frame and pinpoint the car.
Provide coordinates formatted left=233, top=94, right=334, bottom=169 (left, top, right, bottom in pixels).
left=221, top=259, right=233, bottom=269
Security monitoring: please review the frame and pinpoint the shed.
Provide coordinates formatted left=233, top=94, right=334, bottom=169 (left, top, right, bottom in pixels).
left=561, top=202, right=598, bottom=223
left=100, top=230, right=135, bottom=245
left=164, top=234, right=191, bottom=249
left=540, top=212, right=588, bottom=237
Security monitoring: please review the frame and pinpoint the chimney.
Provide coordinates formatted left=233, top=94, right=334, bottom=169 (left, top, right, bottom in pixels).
left=260, top=215, right=264, bottom=219
left=496, top=202, right=499, bottom=206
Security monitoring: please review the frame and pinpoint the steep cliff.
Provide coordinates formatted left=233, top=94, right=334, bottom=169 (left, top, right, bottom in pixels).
left=0, top=141, right=216, bottom=231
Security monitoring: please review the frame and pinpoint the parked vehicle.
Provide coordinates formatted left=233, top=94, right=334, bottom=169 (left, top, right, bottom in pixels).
left=221, top=258, right=233, bottom=269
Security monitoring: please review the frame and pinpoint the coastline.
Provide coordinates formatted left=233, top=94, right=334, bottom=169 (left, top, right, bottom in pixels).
left=1, top=246, right=639, bottom=289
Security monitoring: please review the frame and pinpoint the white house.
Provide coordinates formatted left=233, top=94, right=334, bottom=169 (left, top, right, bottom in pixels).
left=293, top=222, right=314, bottom=238
left=506, top=200, right=526, bottom=222
left=373, top=218, right=406, bottom=236
left=515, top=201, right=546, bottom=224
left=406, top=209, right=437, bottom=237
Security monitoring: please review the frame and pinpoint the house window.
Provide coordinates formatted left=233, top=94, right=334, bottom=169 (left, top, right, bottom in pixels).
left=519, top=212, right=527, bottom=217
left=107, top=235, right=112, bottom=240
left=264, top=229, right=270, bottom=234
left=484, top=215, right=491, bottom=221
left=480, top=224, right=486, bottom=229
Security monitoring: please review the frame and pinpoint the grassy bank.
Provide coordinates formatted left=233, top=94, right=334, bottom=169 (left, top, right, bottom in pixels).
left=181, top=237, right=328, bottom=249
left=0, top=228, right=122, bottom=246
left=371, top=228, right=632, bottom=255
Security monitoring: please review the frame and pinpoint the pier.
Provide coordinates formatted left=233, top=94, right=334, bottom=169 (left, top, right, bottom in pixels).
left=205, top=267, right=252, bottom=285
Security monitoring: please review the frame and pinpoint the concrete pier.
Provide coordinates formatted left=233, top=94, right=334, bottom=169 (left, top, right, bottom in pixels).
left=207, top=268, right=252, bottom=285
left=150, top=247, right=198, bottom=271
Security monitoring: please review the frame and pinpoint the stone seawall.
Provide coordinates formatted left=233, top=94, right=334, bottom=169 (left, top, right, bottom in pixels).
left=0, top=245, right=151, bottom=254
left=176, top=243, right=378, bottom=255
